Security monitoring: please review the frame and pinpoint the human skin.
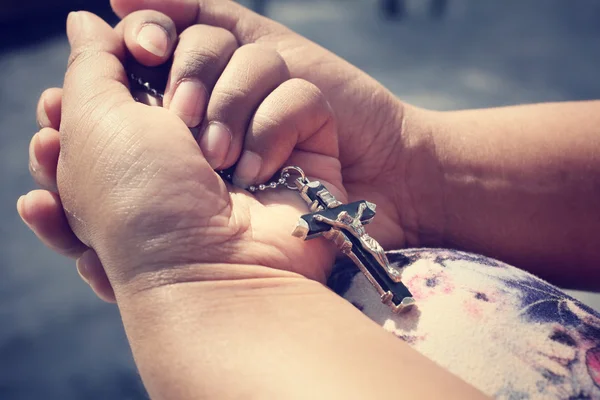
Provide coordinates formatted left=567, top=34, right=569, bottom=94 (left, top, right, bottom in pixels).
left=17, top=9, right=491, bottom=400
left=17, top=1, right=600, bottom=397
left=418, top=103, right=600, bottom=289
left=24, top=0, right=600, bottom=292
left=24, top=1, right=424, bottom=300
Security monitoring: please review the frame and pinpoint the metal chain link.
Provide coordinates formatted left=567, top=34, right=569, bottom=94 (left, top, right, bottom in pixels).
left=248, top=173, right=289, bottom=193
left=130, top=73, right=164, bottom=100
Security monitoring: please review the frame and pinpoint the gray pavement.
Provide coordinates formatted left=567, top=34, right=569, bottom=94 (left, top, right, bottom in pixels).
left=1, top=0, right=599, bottom=398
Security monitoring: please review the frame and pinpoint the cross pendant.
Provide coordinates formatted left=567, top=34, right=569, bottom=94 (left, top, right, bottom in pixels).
left=290, top=178, right=415, bottom=313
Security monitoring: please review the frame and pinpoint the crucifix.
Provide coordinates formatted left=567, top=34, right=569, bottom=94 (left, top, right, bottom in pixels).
left=284, top=168, right=415, bottom=313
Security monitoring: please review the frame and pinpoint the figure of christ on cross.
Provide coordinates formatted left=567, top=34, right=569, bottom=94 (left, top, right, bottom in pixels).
left=313, top=203, right=403, bottom=283
left=290, top=179, right=414, bottom=312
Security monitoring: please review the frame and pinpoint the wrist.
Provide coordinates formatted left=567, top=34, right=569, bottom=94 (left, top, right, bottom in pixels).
left=115, top=273, right=338, bottom=400
left=110, top=261, right=310, bottom=301
left=394, top=104, right=447, bottom=248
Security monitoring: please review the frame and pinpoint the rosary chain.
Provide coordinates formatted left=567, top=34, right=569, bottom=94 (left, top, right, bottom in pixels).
left=249, top=174, right=289, bottom=193
left=130, top=73, right=164, bottom=100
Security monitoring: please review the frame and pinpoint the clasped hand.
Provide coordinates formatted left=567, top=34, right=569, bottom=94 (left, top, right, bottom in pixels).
left=21, top=1, right=417, bottom=301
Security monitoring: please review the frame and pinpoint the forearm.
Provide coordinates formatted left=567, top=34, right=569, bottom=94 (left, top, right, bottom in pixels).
left=407, top=101, right=600, bottom=289
left=117, top=266, right=486, bottom=399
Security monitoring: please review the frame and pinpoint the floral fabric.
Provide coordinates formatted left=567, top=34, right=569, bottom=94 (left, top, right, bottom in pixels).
left=328, top=249, right=600, bottom=399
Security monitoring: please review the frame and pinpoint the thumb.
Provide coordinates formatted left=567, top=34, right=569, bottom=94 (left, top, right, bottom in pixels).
left=63, top=11, right=131, bottom=111
left=61, top=11, right=133, bottom=154
left=58, top=11, right=234, bottom=289
left=110, top=0, right=288, bottom=44
left=59, top=11, right=134, bottom=241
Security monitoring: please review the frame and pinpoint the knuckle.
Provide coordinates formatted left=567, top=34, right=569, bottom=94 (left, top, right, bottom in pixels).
left=173, top=29, right=238, bottom=83
left=285, top=78, right=326, bottom=107
left=182, top=25, right=238, bottom=49
left=235, top=43, right=287, bottom=71
left=66, top=46, right=96, bottom=71
left=212, top=28, right=238, bottom=48
left=210, top=85, right=250, bottom=109
left=250, top=108, right=296, bottom=148
left=129, top=9, right=174, bottom=29
left=251, top=112, right=281, bottom=134
left=236, top=43, right=280, bottom=60
left=174, top=48, right=223, bottom=79
left=225, top=44, right=289, bottom=87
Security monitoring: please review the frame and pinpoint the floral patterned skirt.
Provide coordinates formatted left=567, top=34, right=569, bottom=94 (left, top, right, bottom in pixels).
left=329, top=249, right=600, bottom=399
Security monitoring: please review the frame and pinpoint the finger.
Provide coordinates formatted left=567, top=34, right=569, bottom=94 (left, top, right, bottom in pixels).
left=62, top=11, right=132, bottom=154
left=77, top=250, right=116, bottom=303
left=162, top=24, right=238, bottom=128
left=61, top=11, right=135, bottom=203
left=233, top=79, right=338, bottom=188
left=36, top=88, right=63, bottom=129
left=17, top=190, right=88, bottom=259
left=199, top=44, right=289, bottom=169
left=114, top=10, right=177, bottom=67
left=29, top=128, right=60, bottom=191
left=111, top=0, right=287, bottom=44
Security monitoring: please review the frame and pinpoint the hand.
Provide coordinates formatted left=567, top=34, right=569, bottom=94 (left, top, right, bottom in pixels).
left=115, top=0, right=416, bottom=248
left=21, top=11, right=354, bottom=301
left=21, top=1, right=430, bottom=299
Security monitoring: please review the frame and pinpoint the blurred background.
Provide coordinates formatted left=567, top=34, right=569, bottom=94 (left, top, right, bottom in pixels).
left=1, top=0, right=600, bottom=398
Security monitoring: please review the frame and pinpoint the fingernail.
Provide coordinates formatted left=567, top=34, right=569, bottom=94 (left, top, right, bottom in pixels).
left=29, top=134, right=40, bottom=173
left=76, top=257, right=90, bottom=285
left=16, top=195, right=25, bottom=217
left=37, top=98, right=51, bottom=128
left=66, top=12, right=81, bottom=44
left=17, top=194, right=31, bottom=226
left=199, top=122, right=232, bottom=169
left=137, top=24, right=168, bottom=58
left=233, top=151, right=262, bottom=188
left=169, top=80, right=208, bottom=128
left=37, top=128, right=52, bottom=149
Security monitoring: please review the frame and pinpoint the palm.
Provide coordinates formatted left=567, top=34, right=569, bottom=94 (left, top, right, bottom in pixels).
left=210, top=144, right=348, bottom=282
left=229, top=180, right=344, bottom=283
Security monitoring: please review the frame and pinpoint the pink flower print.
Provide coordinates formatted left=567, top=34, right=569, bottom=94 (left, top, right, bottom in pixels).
left=587, top=346, right=600, bottom=388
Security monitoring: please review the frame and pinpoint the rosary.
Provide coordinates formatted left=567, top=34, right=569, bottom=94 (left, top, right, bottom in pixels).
left=131, top=74, right=415, bottom=313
